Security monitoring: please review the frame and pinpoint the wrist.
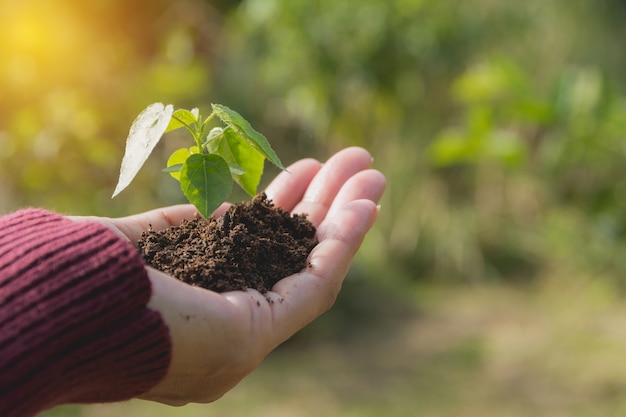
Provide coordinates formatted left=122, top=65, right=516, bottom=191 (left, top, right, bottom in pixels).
left=0, top=209, right=172, bottom=416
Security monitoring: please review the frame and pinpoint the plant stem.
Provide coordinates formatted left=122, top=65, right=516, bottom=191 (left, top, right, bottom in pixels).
left=171, top=114, right=200, bottom=144
left=198, top=112, right=217, bottom=154
left=203, top=112, right=216, bottom=127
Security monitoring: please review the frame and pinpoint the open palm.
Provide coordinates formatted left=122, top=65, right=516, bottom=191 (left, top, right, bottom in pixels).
left=76, top=147, right=386, bottom=405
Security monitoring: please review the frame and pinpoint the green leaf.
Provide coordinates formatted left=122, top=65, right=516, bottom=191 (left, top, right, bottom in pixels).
left=206, top=127, right=264, bottom=196
left=227, top=163, right=246, bottom=176
left=112, top=103, right=173, bottom=198
left=205, top=126, right=223, bottom=143
left=428, top=129, right=474, bottom=166
left=180, top=153, right=232, bottom=218
left=162, top=164, right=183, bottom=173
left=166, top=147, right=192, bottom=180
left=165, top=108, right=199, bottom=134
left=211, top=103, right=284, bottom=170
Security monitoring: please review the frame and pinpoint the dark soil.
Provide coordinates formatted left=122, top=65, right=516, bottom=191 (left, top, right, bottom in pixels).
left=136, top=193, right=318, bottom=293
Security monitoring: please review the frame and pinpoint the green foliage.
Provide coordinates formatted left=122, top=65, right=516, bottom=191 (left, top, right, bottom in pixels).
left=211, top=0, right=626, bottom=285
left=4, top=0, right=626, bottom=287
left=113, top=102, right=283, bottom=217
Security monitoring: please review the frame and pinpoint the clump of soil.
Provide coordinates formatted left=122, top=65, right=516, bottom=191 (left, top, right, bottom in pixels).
left=136, top=193, right=318, bottom=293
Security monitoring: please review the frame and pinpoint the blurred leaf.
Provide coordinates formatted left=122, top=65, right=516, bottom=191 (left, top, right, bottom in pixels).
left=453, top=57, right=526, bottom=104
left=485, top=130, right=527, bottom=167
left=554, top=67, right=603, bottom=119
left=429, top=129, right=474, bottom=166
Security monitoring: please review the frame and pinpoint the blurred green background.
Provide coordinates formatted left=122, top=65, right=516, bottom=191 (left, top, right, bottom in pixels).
left=4, top=0, right=626, bottom=415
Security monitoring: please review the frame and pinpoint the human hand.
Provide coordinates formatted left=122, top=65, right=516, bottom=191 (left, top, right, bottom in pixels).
left=82, top=147, right=386, bottom=405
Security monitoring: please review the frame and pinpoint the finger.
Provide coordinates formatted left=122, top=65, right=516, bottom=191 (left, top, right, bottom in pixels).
left=292, top=147, right=374, bottom=226
left=107, top=204, right=199, bottom=243
left=327, top=169, right=386, bottom=218
left=264, top=158, right=322, bottom=211
left=109, top=200, right=235, bottom=244
left=267, top=199, right=380, bottom=340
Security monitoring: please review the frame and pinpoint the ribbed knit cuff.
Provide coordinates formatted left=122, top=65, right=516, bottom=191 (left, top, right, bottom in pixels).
left=0, top=209, right=172, bottom=417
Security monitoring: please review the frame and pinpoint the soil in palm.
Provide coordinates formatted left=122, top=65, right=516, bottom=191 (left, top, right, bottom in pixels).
left=136, top=193, right=318, bottom=293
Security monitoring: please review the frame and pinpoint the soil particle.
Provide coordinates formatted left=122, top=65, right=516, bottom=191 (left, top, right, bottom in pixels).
left=136, top=193, right=318, bottom=293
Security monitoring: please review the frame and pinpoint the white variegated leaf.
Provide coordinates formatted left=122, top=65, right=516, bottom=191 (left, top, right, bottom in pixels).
left=112, top=103, right=173, bottom=197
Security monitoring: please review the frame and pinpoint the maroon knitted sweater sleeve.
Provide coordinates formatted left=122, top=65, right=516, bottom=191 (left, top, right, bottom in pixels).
left=0, top=209, right=172, bottom=417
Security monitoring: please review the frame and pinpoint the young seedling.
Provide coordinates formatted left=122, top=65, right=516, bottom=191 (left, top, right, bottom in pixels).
left=112, top=103, right=284, bottom=217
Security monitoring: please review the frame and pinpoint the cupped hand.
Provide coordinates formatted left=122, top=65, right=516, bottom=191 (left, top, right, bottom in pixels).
left=82, top=147, right=386, bottom=405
